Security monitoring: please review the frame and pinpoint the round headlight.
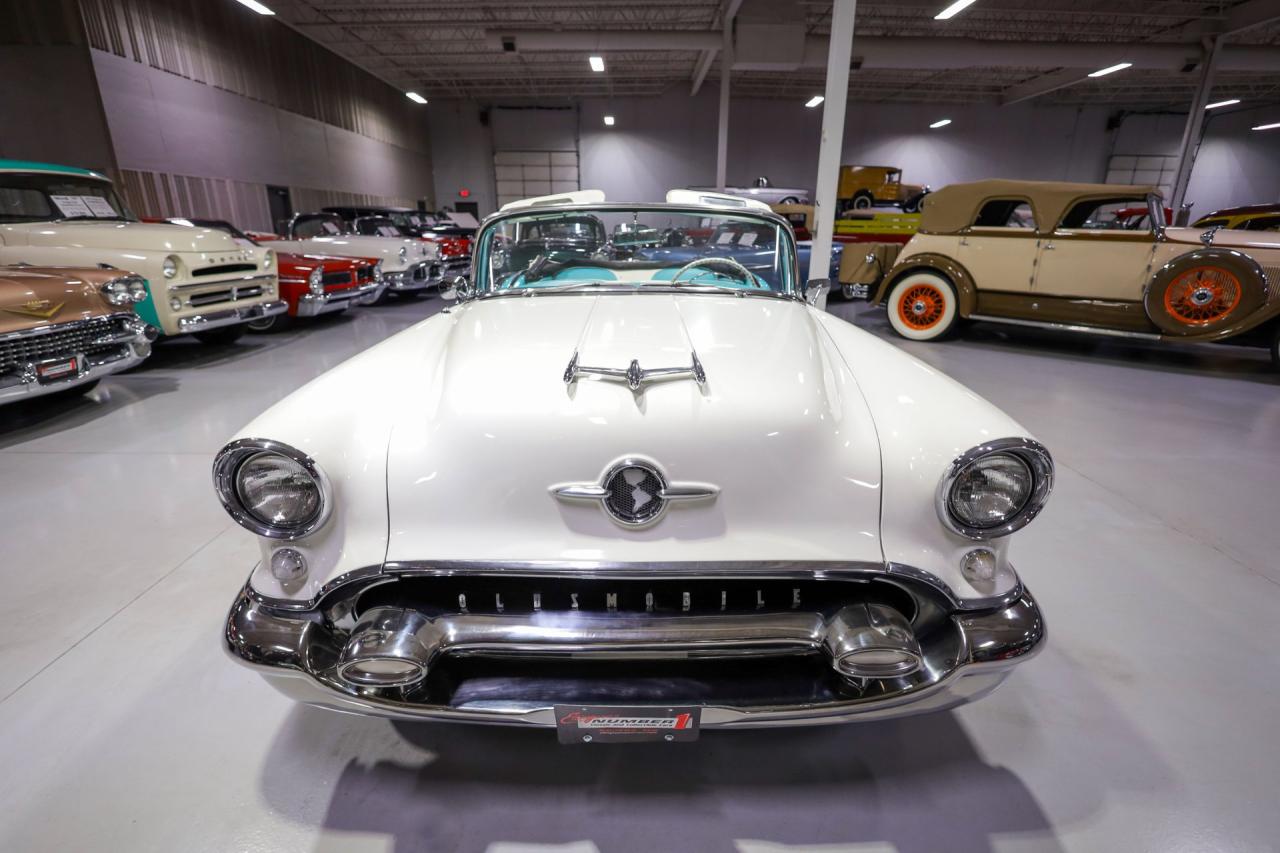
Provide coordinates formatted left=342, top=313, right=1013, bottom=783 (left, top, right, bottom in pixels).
left=937, top=439, right=1052, bottom=539
left=263, top=250, right=274, bottom=270
left=398, top=246, right=408, bottom=263
left=128, top=278, right=148, bottom=303
left=308, top=267, right=324, bottom=294
left=101, top=278, right=130, bottom=305
left=162, top=256, right=179, bottom=279
left=213, top=440, right=331, bottom=539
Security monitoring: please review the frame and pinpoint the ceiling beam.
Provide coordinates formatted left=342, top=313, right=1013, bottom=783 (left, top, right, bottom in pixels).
left=1223, top=0, right=1280, bottom=35
left=691, top=0, right=743, bottom=96
left=998, top=68, right=1096, bottom=106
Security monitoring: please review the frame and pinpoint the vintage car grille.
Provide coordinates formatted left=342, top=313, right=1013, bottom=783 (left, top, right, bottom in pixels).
left=193, top=263, right=257, bottom=277
left=353, top=575, right=918, bottom=621
left=189, top=285, right=264, bottom=307
left=321, top=270, right=355, bottom=289
left=0, top=315, right=133, bottom=368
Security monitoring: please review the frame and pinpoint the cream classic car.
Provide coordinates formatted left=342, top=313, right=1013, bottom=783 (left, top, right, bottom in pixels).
left=259, top=212, right=437, bottom=298
left=0, top=161, right=284, bottom=343
left=219, top=190, right=1049, bottom=739
left=857, top=179, right=1280, bottom=367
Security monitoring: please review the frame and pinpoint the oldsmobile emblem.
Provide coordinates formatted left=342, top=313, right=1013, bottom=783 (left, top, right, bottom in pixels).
left=4, top=299, right=64, bottom=320
left=551, top=458, right=718, bottom=527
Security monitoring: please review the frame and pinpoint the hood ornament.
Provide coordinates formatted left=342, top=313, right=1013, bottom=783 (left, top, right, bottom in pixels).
left=4, top=299, right=64, bottom=320
left=551, top=458, right=718, bottom=527
left=563, top=350, right=707, bottom=392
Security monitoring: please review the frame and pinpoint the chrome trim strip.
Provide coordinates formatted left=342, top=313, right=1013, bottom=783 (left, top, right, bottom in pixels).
left=934, top=437, right=1054, bottom=540
left=966, top=313, right=1163, bottom=340
left=212, top=438, right=333, bottom=540
left=563, top=349, right=707, bottom=392
left=177, top=300, right=287, bottom=333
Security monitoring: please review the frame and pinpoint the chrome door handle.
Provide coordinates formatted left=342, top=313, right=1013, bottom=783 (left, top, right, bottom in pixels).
left=1042, top=243, right=1055, bottom=250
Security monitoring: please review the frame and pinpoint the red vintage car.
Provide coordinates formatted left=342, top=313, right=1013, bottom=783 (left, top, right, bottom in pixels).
left=152, top=218, right=385, bottom=332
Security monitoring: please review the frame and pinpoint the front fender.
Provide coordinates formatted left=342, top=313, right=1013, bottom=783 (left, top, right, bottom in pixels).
left=873, top=251, right=978, bottom=316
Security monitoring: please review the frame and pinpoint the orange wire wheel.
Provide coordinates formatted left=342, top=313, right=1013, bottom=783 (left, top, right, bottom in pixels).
left=897, top=283, right=947, bottom=330
left=1162, top=266, right=1242, bottom=326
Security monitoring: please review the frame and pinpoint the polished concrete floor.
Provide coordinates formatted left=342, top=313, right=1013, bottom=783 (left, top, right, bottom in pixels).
left=2, top=294, right=1278, bottom=853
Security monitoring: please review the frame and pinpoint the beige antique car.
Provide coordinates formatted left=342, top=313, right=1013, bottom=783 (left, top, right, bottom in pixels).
left=1, top=265, right=156, bottom=405
left=858, top=179, right=1280, bottom=367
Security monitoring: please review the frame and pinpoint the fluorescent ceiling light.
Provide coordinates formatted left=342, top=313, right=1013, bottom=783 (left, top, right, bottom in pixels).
left=805, top=95, right=825, bottom=108
left=1253, top=121, right=1280, bottom=131
left=1204, top=99, right=1240, bottom=110
left=233, top=0, right=275, bottom=14
left=934, top=0, right=978, bottom=20
left=589, top=56, right=605, bottom=72
left=929, top=118, right=952, bottom=129
left=405, top=92, right=428, bottom=104
left=1088, top=62, right=1132, bottom=78
left=603, top=115, right=616, bottom=126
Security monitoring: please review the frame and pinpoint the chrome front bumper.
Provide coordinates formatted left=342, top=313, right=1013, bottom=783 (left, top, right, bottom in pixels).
left=382, top=261, right=434, bottom=292
left=177, top=300, right=287, bottom=334
left=225, top=570, right=1044, bottom=729
left=296, top=280, right=383, bottom=317
left=0, top=315, right=157, bottom=405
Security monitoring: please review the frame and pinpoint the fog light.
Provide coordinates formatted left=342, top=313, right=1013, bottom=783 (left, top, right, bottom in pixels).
left=340, top=658, right=424, bottom=686
left=169, top=296, right=182, bottom=311
left=270, top=547, right=307, bottom=581
left=961, top=548, right=997, bottom=583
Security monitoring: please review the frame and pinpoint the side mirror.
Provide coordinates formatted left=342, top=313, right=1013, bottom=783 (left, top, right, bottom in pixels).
left=804, top=278, right=831, bottom=310
left=440, top=275, right=473, bottom=302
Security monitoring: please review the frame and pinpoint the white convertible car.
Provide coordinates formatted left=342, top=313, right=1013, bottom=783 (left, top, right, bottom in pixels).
left=219, top=190, right=1049, bottom=740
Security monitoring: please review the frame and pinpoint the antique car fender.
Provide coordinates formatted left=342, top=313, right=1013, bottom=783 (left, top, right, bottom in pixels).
left=872, top=251, right=978, bottom=317
left=225, top=318, right=451, bottom=602
left=814, top=311, right=1035, bottom=604
left=1143, top=246, right=1273, bottom=339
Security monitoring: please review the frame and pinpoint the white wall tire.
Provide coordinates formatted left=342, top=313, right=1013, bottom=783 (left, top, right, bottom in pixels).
left=886, top=272, right=958, bottom=341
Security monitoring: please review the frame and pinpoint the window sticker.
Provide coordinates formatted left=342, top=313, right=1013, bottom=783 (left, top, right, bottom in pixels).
left=82, top=196, right=118, bottom=217
left=50, top=195, right=94, bottom=218
left=739, top=232, right=758, bottom=247
left=715, top=231, right=735, bottom=244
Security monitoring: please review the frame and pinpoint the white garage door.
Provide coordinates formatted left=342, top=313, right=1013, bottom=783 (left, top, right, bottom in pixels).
left=1106, top=154, right=1177, bottom=199
left=494, top=150, right=580, bottom=209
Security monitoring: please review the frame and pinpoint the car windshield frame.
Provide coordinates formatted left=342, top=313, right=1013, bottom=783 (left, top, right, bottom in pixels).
left=472, top=203, right=802, bottom=300
left=0, top=172, right=135, bottom=223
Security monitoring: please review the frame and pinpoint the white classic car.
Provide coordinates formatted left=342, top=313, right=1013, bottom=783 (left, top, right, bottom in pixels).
left=0, top=160, right=285, bottom=343
left=258, top=212, right=437, bottom=298
left=690, top=176, right=812, bottom=206
left=219, top=190, right=1049, bottom=738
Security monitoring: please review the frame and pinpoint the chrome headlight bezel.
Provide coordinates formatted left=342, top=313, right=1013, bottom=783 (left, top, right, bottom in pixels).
left=162, top=255, right=179, bottom=279
left=373, top=260, right=384, bottom=280
left=262, top=249, right=274, bottom=270
left=213, top=438, right=332, bottom=540
left=935, top=438, right=1053, bottom=539
left=308, top=267, right=324, bottom=294
left=101, top=275, right=147, bottom=306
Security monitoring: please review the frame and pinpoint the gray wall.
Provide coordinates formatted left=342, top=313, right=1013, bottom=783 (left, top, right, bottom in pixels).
left=431, top=87, right=1279, bottom=222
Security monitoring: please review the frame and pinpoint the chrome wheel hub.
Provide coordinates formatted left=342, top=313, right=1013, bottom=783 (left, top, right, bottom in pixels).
left=1190, top=287, right=1215, bottom=306
left=911, top=300, right=928, bottom=315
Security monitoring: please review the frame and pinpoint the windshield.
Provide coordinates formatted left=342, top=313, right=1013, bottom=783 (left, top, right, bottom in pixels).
left=354, top=216, right=409, bottom=238
left=0, top=173, right=134, bottom=223
left=476, top=207, right=797, bottom=296
left=294, top=215, right=346, bottom=239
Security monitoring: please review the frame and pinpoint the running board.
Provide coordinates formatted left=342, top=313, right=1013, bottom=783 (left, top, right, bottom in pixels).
left=967, top=314, right=1162, bottom=341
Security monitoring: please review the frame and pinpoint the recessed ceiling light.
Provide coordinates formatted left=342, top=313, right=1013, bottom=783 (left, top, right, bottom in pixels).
left=589, top=56, right=605, bottom=72
left=934, top=0, right=978, bottom=20
left=1205, top=99, right=1241, bottom=110
left=1252, top=121, right=1280, bottom=131
left=1088, top=62, right=1132, bottom=78
left=603, top=115, right=616, bottom=126
left=233, top=0, right=275, bottom=14
left=805, top=95, right=825, bottom=108
left=405, top=92, right=428, bottom=104
left=930, top=118, right=952, bottom=129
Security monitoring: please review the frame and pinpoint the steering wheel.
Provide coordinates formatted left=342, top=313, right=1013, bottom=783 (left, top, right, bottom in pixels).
left=671, top=256, right=756, bottom=287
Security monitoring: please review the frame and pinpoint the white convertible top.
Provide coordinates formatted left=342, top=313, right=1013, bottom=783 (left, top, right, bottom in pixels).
left=499, top=188, right=773, bottom=213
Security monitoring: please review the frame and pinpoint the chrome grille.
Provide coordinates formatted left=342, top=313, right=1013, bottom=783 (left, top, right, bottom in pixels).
left=0, top=316, right=131, bottom=367
left=189, top=285, right=263, bottom=307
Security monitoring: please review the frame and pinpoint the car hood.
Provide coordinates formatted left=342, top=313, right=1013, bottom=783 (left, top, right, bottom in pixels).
left=0, top=267, right=117, bottom=334
left=1164, top=226, right=1280, bottom=252
left=18, top=221, right=243, bottom=253
left=383, top=293, right=884, bottom=564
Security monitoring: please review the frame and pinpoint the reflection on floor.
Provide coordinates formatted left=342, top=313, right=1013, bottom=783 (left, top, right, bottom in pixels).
left=1, top=294, right=1278, bottom=853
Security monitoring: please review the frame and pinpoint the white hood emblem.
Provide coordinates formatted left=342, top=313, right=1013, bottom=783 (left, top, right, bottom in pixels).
left=550, top=458, right=718, bottom=527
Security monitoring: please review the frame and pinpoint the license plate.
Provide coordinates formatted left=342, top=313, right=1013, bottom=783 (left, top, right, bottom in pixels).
left=35, top=356, right=79, bottom=383
left=555, top=705, right=700, bottom=744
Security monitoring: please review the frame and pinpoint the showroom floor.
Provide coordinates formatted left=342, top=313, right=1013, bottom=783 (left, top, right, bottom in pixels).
left=1, top=295, right=1277, bottom=853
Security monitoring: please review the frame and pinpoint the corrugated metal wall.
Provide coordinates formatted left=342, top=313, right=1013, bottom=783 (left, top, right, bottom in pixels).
left=78, top=0, right=430, bottom=155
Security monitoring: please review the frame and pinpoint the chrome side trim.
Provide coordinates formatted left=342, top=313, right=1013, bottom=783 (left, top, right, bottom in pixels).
left=935, top=437, right=1054, bottom=540
left=212, top=438, right=333, bottom=540
left=966, top=313, right=1162, bottom=340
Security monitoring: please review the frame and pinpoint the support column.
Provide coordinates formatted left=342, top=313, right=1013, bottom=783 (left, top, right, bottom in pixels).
left=808, top=0, right=857, bottom=285
left=715, top=20, right=733, bottom=190
left=1169, top=38, right=1223, bottom=220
